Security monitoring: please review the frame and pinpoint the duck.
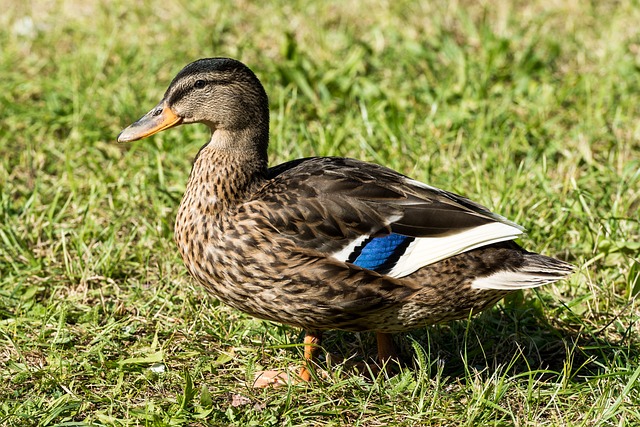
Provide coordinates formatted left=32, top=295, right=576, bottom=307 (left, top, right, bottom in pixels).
left=118, top=57, right=574, bottom=386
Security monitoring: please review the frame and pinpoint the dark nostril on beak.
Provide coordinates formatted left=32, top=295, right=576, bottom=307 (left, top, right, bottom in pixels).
left=153, top=108, right=163, bottom=117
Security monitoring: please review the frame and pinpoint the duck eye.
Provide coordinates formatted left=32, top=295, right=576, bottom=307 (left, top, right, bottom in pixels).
left=194, top=80, right=206, bottom=89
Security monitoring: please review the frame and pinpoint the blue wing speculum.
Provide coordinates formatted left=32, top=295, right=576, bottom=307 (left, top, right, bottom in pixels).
left=348, top=234, right=415, bottom=275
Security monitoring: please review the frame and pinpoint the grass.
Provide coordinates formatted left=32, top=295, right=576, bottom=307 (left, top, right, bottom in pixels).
left=1, top=0, right=639, bottom=425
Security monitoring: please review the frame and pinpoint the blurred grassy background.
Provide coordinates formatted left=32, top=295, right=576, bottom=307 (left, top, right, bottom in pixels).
left=1, top=0, right=639, bottom=425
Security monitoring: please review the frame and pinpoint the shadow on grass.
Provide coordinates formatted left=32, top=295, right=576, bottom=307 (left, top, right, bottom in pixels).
left=318, top=295, right=639, bottom=382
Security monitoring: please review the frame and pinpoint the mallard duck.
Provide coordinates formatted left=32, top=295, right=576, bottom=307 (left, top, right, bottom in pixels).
left=118, top=58, right=573, bottom=386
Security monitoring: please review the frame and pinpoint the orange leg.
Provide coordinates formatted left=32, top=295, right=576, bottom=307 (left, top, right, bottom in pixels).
left=376, top=332, right=398, bottom=365
left=298, top=330, right=323, bottom=382
left=253, top=330, right=323, bottom=387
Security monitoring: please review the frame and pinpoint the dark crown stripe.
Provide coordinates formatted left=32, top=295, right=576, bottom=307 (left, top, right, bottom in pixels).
left=168, top=79, right=232, bottom=105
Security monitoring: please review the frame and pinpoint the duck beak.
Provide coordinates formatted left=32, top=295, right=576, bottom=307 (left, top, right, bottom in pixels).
left=117, top=101, right=182, bottom=143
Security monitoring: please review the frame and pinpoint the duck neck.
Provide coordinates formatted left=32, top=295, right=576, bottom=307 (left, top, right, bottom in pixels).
left=181, top=128, right=268, bottom=215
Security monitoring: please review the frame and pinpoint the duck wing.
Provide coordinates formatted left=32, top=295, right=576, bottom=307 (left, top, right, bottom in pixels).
left=250, top=157, right=524, bottom=278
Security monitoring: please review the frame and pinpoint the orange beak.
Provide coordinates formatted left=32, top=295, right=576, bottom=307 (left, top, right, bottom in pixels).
left=117, top=101, right=182, bottom=143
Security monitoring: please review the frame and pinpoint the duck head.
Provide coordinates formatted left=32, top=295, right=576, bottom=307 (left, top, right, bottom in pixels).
left=117, top=58, right=270, bottom=151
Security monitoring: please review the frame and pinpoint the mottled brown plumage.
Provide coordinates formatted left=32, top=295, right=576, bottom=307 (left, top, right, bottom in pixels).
left=118, top=58, right=574, bottom=385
